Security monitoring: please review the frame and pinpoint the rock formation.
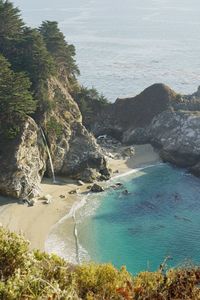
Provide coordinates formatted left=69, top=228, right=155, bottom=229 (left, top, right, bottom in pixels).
left=92, top=83, right=200, bottom=177
left=92, top=83, right=177, bottom=139
left=0, top=76, right=110, bottom=199
left=0, top=117, right=46, bottom=199
left=42, top=77, right=108, bottom=182
left=148, top=110, right=200, bottom=175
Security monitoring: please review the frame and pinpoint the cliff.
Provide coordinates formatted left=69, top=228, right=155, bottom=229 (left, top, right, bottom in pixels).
left=0, top=76, right=109, bottom=199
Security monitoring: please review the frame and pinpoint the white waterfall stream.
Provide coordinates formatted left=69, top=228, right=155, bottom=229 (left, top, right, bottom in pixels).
left=40, top=127, right=56, bottom=183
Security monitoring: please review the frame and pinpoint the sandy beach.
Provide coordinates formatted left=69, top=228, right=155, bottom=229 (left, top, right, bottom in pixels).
left=0, top=144, right=160, bottom=251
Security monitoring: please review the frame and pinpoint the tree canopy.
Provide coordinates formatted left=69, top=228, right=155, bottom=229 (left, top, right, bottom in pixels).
left=0, top=55, right=36, bottom=137
left=0, top=0, right=24, bottom=39
left=39, top=21, right=80, bottom=79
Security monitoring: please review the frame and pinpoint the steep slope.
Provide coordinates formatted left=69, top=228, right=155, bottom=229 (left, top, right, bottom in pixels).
left=42, top=77, right=108, bottom=181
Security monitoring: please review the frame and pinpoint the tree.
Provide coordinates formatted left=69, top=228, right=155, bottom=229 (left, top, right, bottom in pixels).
left=0, top=55, right=36, bottom=130
left=0, top=0, right=24, bottom=38
left=4, top=28, right=56, bottom=88
left=72, top=86, right=109, bottom=128
left=39, top=21, right=80, bottom=79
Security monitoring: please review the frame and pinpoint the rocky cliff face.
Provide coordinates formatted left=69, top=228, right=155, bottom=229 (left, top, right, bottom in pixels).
left=148, top=110, right=200, bottom=175
left=0, top=77, right=109, bottom=199
left=0, top=117, right=46, bottom=199
left=43, top=77, right=108, bottom=182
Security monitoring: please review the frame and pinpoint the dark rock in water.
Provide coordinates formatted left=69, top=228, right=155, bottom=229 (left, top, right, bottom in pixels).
left=91, top=183, right=104, bottom=193
left=116, top=182, right=123, bottom=187
left=122, top=189, right=130, bottom=195
left=110, top=182, right=124, bottom=190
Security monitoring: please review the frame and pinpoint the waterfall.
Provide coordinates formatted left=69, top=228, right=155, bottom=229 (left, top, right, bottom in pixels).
left=40, top=127, right=56, bottom=183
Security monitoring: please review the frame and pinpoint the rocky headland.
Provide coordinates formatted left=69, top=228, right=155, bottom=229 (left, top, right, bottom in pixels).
left=92, top=83, right=200, bottom=177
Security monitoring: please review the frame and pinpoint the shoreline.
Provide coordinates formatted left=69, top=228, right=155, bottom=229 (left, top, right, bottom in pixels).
left=0, top=144, right=160, bottom=252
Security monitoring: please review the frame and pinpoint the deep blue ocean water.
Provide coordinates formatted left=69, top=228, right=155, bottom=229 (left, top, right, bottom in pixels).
left=77, top=164, right=200, bottom=274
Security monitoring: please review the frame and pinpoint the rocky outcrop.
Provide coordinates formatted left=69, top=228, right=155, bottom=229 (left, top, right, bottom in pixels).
left=0, top=77, right=110, bottom=199
left=42, top=77, right=109, bottom=182
left=0, top=117, right=46, bottom=199
left=92, top=83, right=177, bottom=139
left=148, top=110, right=200, bottom=173
left=92, top=82, right=200, bottom=177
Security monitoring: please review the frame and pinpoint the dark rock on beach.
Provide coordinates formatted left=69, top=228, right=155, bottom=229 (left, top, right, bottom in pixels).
left=91, top=183, right=105, bottom=193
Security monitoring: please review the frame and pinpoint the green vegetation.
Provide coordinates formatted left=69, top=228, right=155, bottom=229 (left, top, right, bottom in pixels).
left=0, top=227, right=200, bottom=300
left=0, top=54, right=36, bottom=138
left=0, top=1, right=80, bottom=119
left=46, top=116, right=63, bottom=139
left=0, top=0, right=108, bottom=137
left=72, top=86, right=109, bottom=129
left=39, top=21, right=80, bottom=80
left=0, top=0, right=24, bottom=39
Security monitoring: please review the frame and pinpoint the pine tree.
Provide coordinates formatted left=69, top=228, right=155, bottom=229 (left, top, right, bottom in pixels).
left=39, top=21, right=80, bottom=78
left=0, top=0, right=24, bottom=38
left=0, top=55, right=36, bottom=124
left=9, top=28, right=56, bottom=87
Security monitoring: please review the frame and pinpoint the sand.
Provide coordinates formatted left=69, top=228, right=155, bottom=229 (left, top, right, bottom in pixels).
left=0, top=144, right=160, bottom=251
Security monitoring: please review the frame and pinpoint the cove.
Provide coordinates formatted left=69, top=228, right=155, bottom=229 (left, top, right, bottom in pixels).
left=77, top=164, right=200, bottom=274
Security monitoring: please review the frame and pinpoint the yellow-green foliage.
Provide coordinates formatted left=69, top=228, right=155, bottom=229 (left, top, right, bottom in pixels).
left=0, top=227, right=200, bottom=300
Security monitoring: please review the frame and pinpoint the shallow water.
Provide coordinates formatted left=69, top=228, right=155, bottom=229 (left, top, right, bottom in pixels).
left=77, top=164, right=200, bottom=274
left=13, top=0, right=200, bottom=101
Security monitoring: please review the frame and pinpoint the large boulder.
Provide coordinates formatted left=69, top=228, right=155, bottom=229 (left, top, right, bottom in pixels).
left=0, top=117, right=46, bottom=199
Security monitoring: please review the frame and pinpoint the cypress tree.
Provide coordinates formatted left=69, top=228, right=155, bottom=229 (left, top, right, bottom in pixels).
left=39, top=21, right=80, bottom=78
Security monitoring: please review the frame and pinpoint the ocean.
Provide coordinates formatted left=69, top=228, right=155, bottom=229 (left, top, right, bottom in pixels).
left=46, top=164, right=200, bottom=274
left=13, top=0, right=200, bottom=101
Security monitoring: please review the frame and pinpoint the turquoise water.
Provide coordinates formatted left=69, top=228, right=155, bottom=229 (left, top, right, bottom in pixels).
left=78, top=164, right=200, bottom=274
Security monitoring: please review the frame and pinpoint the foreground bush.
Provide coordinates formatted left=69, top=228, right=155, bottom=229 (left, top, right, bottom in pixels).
left=0, top=228, right=200, bottom=299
